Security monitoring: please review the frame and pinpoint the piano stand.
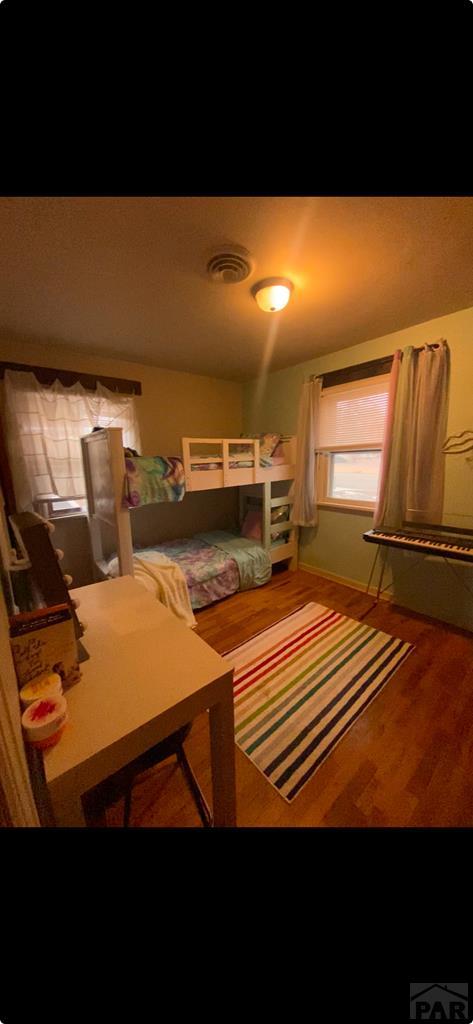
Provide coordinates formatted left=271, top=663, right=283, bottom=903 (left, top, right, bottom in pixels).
left=358, top=528, right=468, bottom=622
left=360, top=545, right=389, bottom=619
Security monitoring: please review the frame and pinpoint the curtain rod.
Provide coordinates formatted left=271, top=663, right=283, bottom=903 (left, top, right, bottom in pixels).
left=310, top=338, right=446, bottom=386
left=0, top=361, right=142, bottom=396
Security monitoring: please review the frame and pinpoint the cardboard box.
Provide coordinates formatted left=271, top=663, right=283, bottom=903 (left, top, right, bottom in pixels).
left=9, top=603, right=81, bottom=691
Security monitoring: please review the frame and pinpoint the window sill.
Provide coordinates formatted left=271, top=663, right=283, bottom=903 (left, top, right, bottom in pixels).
left=317, top=500, right=375, bottom=516
left=48, top=511, right=88, bottom=522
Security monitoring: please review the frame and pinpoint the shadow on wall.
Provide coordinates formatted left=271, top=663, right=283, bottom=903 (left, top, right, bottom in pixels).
left=53, top=489, right=241, bottom=587
left=131, top=489, right=240, bottom=549
left=390, top=549, right=473, bottom=632
left=51, top=515, right=95, bottom=588
left=298, top=526, right=318, bottom=557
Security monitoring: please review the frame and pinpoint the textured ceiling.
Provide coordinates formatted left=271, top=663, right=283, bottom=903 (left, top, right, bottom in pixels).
left=1, top=195, right=473, bottom=381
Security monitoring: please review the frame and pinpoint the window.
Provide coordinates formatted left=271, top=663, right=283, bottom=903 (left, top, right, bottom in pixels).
left=316, top=374, right=390, bottom=511
left=33, top=495, right=87, bottom=519
left=4, top=371, right=141, bottom=515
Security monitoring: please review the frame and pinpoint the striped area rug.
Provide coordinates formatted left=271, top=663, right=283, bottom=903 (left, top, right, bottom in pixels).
left=224, top=602, right=414, bottom=802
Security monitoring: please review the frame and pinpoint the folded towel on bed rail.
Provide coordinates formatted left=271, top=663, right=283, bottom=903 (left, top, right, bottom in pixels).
left=195, top=531, right=272, bottom=590
left=108, top=549, right=196, bottom=627
left=123, top=455, right=185, bottom=507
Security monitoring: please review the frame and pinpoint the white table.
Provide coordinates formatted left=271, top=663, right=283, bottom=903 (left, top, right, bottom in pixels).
left=43, top=576, right=236, bottom=827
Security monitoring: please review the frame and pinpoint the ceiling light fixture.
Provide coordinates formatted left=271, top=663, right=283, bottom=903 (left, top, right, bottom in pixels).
left=252, top=277, right=293, bottom=313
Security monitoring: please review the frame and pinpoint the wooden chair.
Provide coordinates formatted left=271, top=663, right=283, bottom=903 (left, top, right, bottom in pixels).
left=84, top=723, right=213, bottom=827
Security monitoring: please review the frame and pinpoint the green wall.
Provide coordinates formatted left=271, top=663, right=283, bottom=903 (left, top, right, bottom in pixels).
left=243, top=304, right=473, bottom=631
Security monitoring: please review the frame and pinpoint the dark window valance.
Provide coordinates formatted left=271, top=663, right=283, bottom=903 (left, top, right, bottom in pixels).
left=314, top=355, right=394, bottom=390
left=313, top=341, right=444, bottom=390
left=0, top=361, right=142, bottom=396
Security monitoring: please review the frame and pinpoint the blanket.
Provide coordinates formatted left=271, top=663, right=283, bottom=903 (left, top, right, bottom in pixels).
left=107, top=549, right=196, bottom=628
left=123, top=455, right=185, bottom=507
left=195, top=531, right=272, bottom=590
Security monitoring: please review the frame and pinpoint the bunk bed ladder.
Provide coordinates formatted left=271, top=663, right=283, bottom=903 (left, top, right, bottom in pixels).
left=239, top=480, right=298, bottom=571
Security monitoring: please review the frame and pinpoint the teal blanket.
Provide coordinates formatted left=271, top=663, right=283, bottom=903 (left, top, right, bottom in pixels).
left=195, top=531, right=272, bottom=590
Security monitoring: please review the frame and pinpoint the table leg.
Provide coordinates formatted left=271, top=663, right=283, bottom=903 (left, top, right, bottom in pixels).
left=209, top=683, right=237, bottom=827
left=48, top=785, right=87, bottom=827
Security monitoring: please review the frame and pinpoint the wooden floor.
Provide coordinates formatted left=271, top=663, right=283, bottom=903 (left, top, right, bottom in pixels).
left=105, top=566, right=473, bottom=828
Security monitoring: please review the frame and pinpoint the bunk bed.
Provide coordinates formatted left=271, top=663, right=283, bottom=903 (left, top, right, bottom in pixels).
left=81, top=429, right=298, bottom=613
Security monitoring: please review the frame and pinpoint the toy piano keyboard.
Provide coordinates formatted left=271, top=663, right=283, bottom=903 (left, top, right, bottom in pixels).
left=363, top=523, right=473, bottom=563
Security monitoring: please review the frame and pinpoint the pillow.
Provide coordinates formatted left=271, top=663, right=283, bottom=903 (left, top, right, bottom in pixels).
left=241, top=510, right=288, bottom=543
left=241, top=510, right=262, bottom=540
left=259, top=432, right=281, bottom=457
left=238, top=432, right=281, bottom=457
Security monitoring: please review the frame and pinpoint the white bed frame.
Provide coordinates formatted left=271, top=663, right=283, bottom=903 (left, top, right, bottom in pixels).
left=182, top=436, right=296, bottom=490
left=81, top=428, right=298, bottom=581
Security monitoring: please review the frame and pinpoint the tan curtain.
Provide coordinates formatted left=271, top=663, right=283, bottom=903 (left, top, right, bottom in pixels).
left=374, top=341, right=450, bottom=530
left=373, top=349, right=404, bottom=528
left=291, top=378, right=321, bottom=527
left=406, top=342, right=450, bottom=524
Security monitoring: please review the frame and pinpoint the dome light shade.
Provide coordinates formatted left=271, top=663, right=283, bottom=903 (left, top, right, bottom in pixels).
left=252, top=277, right=293, bottom=312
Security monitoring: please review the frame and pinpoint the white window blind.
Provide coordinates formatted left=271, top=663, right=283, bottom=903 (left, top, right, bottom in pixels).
left=318, top=374, right=390, bottom=449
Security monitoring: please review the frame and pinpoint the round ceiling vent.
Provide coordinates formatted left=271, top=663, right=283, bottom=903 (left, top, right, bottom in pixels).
left=206, top=249, right=253, bottom=284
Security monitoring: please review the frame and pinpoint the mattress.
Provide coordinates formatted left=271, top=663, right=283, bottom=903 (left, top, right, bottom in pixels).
left=131, top=538, right=239, bottom=610
left=189, top=455, right=288, bottom=470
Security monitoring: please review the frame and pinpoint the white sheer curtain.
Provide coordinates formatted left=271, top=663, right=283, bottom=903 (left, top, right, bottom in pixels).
left=291, top=377, right=321, bottom=527
left=4, top=370, right=142, bottom=512
left=373, top=341, right=450, bottom=530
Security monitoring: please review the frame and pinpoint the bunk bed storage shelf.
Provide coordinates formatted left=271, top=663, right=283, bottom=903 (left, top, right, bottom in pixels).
left=271, top=540, right=297, bottom=565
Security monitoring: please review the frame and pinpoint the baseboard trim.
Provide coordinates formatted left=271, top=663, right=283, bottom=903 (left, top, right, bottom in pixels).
left=298, top=562, right=393, bottom=602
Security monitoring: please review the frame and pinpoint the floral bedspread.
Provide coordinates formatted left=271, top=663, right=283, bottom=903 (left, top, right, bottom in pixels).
left=195, top=531, right=272, bottom=589
left=143, top=538, right=240, bottom=609
left=123, top=455, right=185, bottom=507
